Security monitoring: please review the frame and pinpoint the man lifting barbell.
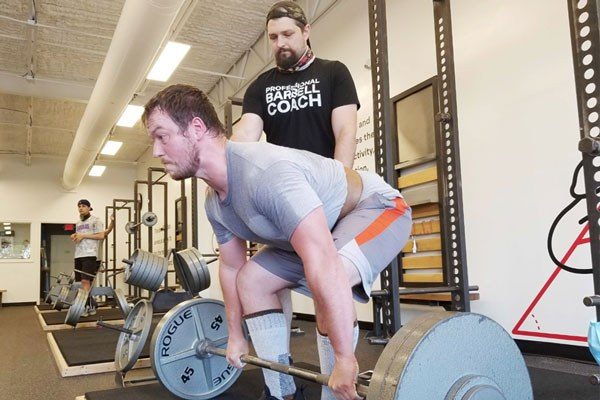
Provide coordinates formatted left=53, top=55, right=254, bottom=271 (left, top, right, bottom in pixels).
left=142, top=84, right=412, bottom=400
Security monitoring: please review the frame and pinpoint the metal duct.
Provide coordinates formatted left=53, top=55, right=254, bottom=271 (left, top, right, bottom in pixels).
left=62, top=0, right=187, bottom=190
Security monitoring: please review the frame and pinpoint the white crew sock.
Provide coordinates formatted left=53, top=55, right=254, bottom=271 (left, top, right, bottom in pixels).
left=316, top=323, right=360, bottom=400
left=245, top=310, right=296, bottom=399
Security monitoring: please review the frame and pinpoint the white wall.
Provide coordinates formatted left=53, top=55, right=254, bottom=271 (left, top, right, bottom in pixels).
left=0, top=155, right=136, bottom=303
left=452, top=0, right=594, bottom=346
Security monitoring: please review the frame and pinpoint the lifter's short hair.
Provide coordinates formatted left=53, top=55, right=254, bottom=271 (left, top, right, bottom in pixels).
left=142, top=84, right=225, bottom=137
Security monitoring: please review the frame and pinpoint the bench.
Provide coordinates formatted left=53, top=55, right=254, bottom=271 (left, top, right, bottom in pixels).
left=0, top=289, right=5, bottom=308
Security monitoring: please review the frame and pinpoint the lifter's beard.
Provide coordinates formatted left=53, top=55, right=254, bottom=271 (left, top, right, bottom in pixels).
left=170, top=145, right=200, bottom=181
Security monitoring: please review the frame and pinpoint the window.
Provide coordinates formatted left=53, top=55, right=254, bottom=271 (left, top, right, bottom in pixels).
left=394, top=79, right=437, bottom=164
left=0, top=222, right=32, bottom=259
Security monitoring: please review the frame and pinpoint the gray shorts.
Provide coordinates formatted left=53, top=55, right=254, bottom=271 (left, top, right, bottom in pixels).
left=251, top=192, right=412, bottom=303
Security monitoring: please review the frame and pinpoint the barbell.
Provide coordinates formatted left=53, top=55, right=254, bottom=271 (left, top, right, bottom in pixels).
left=52, top=282, right=82, bottom=310
left=124, top=212, right=158, bottom=235
left=44, top=273, right=75, bottom=305
left=50, top=269, right=96, bottom=310
left=150, top=298, right=533, bottom=400
left=96, top=248, right=214, bottom=372
left=62, top=286, right=131, bottom=327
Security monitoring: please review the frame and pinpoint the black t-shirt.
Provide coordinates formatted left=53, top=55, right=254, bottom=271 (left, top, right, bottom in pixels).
left=242, top=58, right=360, bottom=158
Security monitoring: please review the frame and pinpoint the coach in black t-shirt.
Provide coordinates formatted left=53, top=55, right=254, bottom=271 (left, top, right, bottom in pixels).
left=234, top=0, right=360, bottom=168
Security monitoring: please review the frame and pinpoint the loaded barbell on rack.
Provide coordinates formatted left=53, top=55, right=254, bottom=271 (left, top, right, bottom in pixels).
left=95, top=247, right=214, bottom=373
left=124, top=212, right=158, bottom=235
left=51, top=282, right=81, bottom=310
left=60, top=269, right=131, bottom=326
left=47, top=249, right=168, bottom=326
left=150, top=298, right=534, bottom=400
left=63, top=286, right=131, bottom=327
left=44, top=272, right=75, bottom=305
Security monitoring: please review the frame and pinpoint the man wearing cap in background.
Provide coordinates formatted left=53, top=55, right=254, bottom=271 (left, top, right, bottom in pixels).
left=71, top=199, right=106, bottom=316
left=233, top=5, right=360, bottom=398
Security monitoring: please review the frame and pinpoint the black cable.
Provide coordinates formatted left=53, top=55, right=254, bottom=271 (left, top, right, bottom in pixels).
left=547, top=161, right=592, bottom=274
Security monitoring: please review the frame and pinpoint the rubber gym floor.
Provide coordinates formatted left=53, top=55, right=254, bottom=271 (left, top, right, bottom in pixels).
left=0, top=305, right=599, bottom=400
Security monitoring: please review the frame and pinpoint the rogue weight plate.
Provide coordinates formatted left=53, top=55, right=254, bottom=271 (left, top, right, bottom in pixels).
left=64, top=289, right=88, bottom=326
left=367, top=312, right=533, bottom=400
left=151, top=298, right=240, bottom=399
left=174, top=248, right=211, bottom=294
left=115, top=299, right=153, bottom=372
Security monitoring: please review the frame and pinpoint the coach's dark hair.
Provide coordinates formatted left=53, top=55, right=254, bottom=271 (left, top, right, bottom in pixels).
left=142, top=84, right=225, bottom=137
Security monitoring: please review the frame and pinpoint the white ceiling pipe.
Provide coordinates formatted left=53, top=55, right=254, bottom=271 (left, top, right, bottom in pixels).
left=62, top=0, right=187, bottom=190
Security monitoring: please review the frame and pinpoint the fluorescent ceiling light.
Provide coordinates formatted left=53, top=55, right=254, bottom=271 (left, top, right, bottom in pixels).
left=2, top=223, right=10, bottom=226
left=89, top=165, right=106, bottom=177
left=147, top=41, right=191, bottom=82
left=101, top=140, right=123, bottom=156
left=4, top=231, right=11, bottom=235
left=117, top=105, right=144, bottom=127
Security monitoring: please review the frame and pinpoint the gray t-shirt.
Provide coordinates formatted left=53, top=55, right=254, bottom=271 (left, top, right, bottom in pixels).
left=204, top=141, right=347, bottom=252
left=75, top=215, right=104, bottom=259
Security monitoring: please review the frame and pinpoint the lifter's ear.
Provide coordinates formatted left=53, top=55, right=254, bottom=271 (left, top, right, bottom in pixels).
left=188, top=116, right=209, bottom=141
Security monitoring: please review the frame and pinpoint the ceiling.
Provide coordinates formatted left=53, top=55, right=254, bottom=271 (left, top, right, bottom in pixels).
left=0, top=0, right=275, bottom=166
